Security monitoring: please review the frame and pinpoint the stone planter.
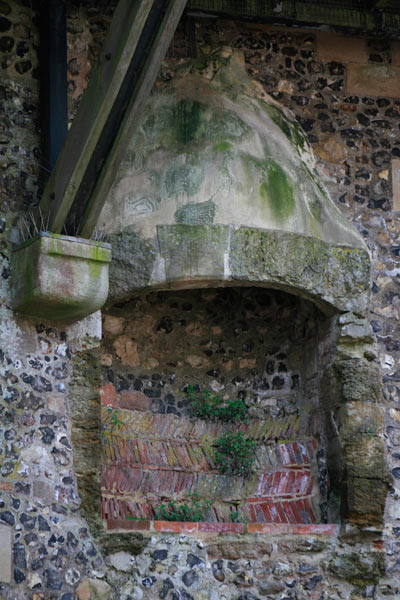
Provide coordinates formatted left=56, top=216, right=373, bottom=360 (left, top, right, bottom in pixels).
left=11, top=232, right=112, bottom=321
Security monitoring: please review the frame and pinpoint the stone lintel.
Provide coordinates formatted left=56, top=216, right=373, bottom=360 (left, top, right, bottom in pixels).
left=108, top=226, right=370, bottom=316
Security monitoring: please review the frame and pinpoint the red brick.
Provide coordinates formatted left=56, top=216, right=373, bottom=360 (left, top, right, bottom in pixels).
left=269, top=503, right=282, bottom=523
left=247, top=523, right=290, bottom=534
left=198, top=522, right=244, bottom=534
left=293, top=471, right=303, bottom=494
left=275, top=501, right=288, bottom=524
left=286, top=470, right=296, bottom=494
left=119, top=391, right=150, bottom=411
left=271, top=472, right=282, bottom=494
left=292, top=442, right=302, bottom=464
left=298, top=472, right=310, bottom=495
left=306, top=472, right=314, bottom=495
left=154, top=521, right=198, bottom=533
left=278, top=471, right=289, bottom=495
left=255, top=504, right=266, bottom=523
left=106, top=519, right=150, bottom=531
left=290, top=499, right=303, bottom=524
left=292, top=524, right=338, bottom=535
left=100, top=383, right=118, bottom=407
left=263, top=501, right=275, bottom=522
left=248, top=504, right=257, bottom=522
left=137, top=441, right=147, bottom=466
left=303, top=497, right=317, bottom=522
left=280, top=444, right=291, bottom=466
left=282, top=500, right=297, bottom=524
left=0, top=481, right=12, bottom=491
left=298, top=442, right=308, bottom=464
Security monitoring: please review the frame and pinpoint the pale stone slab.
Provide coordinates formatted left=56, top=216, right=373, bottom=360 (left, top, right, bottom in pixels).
left=0, top=525, right=12, bottom=583
left=316, top=32, right=367, bottom=64
left=347, top=63, right=400, bottom=98
left=77, top=578, right=111, bottom=600
left=392, top=158, right=400, bottom=212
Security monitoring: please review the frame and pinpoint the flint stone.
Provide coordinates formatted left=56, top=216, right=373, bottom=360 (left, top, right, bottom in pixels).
left=107, top=551, right=134, bottom=572
left=77, top=578, right=112, bottom=600
left=257, top=579, right=285, bottom=595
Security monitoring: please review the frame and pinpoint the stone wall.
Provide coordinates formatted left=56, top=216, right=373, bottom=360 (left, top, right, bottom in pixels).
left=0, top=1, right=399, bottom=598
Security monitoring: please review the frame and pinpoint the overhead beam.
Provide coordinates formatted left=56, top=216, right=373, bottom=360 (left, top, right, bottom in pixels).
left=79, top=0, right=187, bottom=238
left=39, top=0, right=164, bottom=233
left=187, top=1, right=400, bottom=35
left=40, top=0, right=67, bottom=176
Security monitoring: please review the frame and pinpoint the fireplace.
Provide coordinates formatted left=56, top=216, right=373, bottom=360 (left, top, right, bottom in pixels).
left=100, top=287, right=329, bottom=526
left=72, top=49, right=386, bottom=533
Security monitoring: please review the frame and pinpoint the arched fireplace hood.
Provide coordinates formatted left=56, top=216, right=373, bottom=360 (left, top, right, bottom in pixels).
left=98, top=49, right=370, bottom=315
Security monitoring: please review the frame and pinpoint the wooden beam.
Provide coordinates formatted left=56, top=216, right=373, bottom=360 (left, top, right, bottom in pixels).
left=40, top=0, right=67, bottom=175
left=79, top=0, right=187, bottom=238
left=40, top=0, right=158, bottom=233
left=373, top=0, right=396, bottom=7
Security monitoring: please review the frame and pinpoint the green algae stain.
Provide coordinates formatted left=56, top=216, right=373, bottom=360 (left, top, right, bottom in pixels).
left=265, top=104, right=291, bottom=139
left=213, top=141, right=232, bottom=153
left=174, top=99, right=204, bottom=145
left=264, top=103, right=307, bottom=152
left=259, top=180, right=269, bottom=205
left=263, top=163, right=295, bottom=221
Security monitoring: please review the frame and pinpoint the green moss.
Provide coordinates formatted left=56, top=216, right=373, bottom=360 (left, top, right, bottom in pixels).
left=264, top=162, right=294, bottom=220
left=291, top=121, right=307, bottom=150
left=213, top=141, right=232, bottom=153
left=264, top=103, right=307, bottom=152
left=259, top=180, right=269, bottom=204
left=174, top=98, right=204, bottom=145
left=265, top=104, right=292, bottom=139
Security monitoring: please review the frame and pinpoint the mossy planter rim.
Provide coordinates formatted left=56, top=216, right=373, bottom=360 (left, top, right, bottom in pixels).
left=11, top=231, right=112, bottom=322
left=12, top=230, right=112, bottom=254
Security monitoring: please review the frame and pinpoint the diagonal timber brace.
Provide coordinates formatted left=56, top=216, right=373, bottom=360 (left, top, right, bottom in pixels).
left=40, top=0, right=187, bottom=238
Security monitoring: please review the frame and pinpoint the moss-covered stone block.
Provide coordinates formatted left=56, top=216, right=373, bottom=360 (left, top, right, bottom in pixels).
left=328, top=550, right=385, bottom=585
left=343, top=435, right=385, bottom=479
left=157, top=224, right=230, bottom=283
left=333, top=359, right=381, bottom=403
left=106, top=231, right=156, bottom=304
left=229, top=228, right=370, bottom=315
left=337, top=403, right=384, bottom=443
left=11, top=232, right=111, bottom=321
left=345, top=480, right=387, bottom=529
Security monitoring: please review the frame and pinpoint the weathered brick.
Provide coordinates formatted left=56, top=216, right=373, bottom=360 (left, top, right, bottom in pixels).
left=119, top=390, right=150, bottom=411
left=247, top=523, right=290, bottom=534
left=347, top=63, right=400, bottom=98
left=154, top=521, right=198, bottom=534
left=100, top=383, right=118, bottom=407
left=392, top=158, right=400, bottom=211
left=316, top=32, right=367, bottom=64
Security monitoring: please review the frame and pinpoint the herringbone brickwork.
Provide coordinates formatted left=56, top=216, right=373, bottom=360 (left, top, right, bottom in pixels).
left=101, top=406, right=320, bottom=524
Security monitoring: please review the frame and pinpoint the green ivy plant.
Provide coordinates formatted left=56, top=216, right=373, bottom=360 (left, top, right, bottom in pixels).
left=186, top=385, right=248, bottom=422
left=153, top=492, right=211, bottom=522
left=214, top=431, right=256, bottom=477
left=106, top=408, right=123, bottom=433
